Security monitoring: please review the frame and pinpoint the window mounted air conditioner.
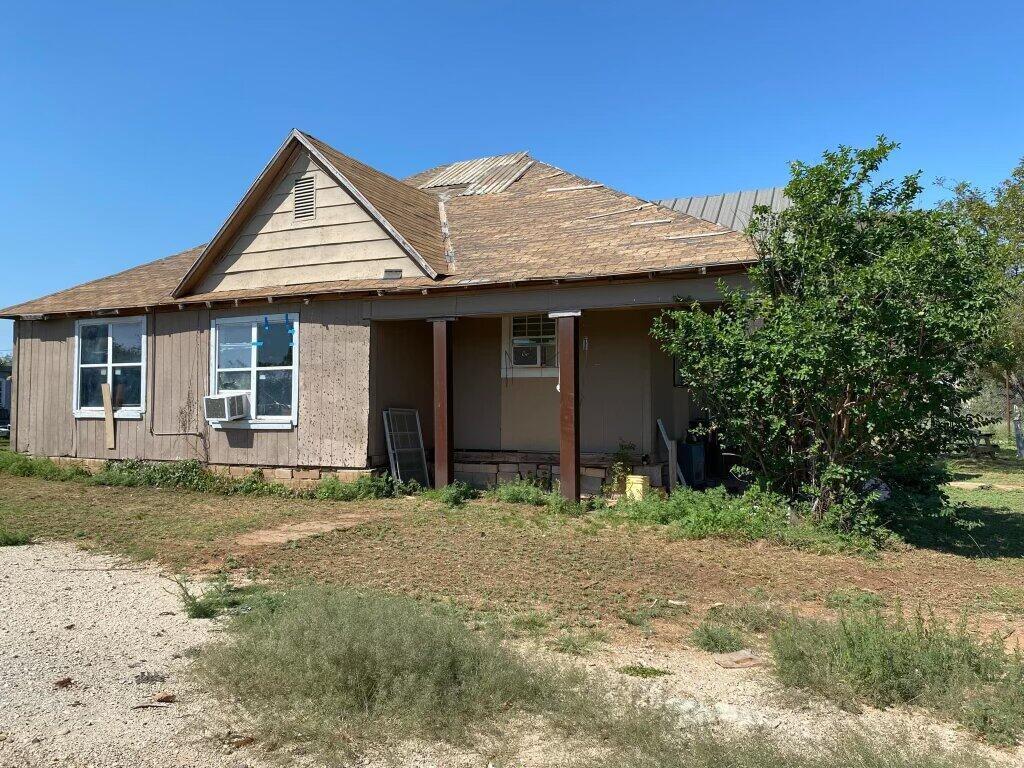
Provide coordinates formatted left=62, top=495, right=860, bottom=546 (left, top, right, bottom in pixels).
left=203, top=392, right=249, bottom=422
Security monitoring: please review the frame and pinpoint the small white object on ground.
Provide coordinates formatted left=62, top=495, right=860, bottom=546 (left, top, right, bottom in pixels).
left=713, top=650, right=763, bottom=669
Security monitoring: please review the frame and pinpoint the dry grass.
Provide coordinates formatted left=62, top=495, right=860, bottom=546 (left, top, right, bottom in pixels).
left=0, top=473, right=417, bottom=568
left=2, top=463, right=1024, bottom=640
left=196, top=584, right=990, bottom=768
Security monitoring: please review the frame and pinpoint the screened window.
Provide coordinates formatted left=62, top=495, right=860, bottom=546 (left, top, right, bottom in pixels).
left=511, top=315, right=557, bottom=368
left=212, top=314, right=298, bottom=422
left=75, top=317, right=146, bottom=416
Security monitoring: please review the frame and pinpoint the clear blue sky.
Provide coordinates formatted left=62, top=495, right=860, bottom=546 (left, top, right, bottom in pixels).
left=1, top=1, right=1022, bottom=353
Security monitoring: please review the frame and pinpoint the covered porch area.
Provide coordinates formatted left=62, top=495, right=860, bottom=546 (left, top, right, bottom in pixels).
left=365, top=274, right=743, bottom=499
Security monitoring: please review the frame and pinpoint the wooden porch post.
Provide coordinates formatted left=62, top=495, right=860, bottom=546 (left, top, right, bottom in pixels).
left=431, top=318, right=455, bottom=488
left=552, top=311, right=581, bottom=502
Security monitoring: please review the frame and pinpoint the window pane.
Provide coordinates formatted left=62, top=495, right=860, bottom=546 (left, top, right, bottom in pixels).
left=111, top=321, right=144, bottom=363
left=80, top=325, right=108, bottom=365
left=512, top=345, right=539, bottom=366
left=111, top=366, right=142, bottom=408
left=257, top=318, right=293, bottom=367
left=79, top=367, right=106, bottom=408
left=541, top=343, right=557, bottom=367
left=217, top=371, right=251, bottom=392
left=256, top=370, right=292, bottom=416
left=217, top=324, right=252, bottom=369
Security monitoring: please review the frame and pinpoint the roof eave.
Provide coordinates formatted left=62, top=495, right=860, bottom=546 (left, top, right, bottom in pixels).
left=0, top=260, right=753, bottom=320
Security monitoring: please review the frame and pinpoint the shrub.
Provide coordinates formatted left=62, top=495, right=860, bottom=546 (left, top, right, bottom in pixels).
left=314, top=473, right=409, bottom=501
left=0, top=451, right=89, bottom=481
left=771, top=607, right=1024, bottom=745
left=691, top=621, right=747, bottom=653
left=423, top=480, right=478, bottom=508
left=604, top=485, right=882, bottom=553
left=709, top=602, right=787, bottom=634
left=492, top=477, right=551, bottom=506
left=174, top=574, right=275, bottom=620
left=91, top=458, right=219, bottom=490
left=198, top=585, right=562, bottom=752
left=0, top=448, right=416, bottom=504
left=0, top=528, right=33, bottom=546
left=610, top=486, right=790, bottom=538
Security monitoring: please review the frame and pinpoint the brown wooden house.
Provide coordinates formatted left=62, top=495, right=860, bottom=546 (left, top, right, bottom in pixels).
left=0, top=130, right=757, bottom=498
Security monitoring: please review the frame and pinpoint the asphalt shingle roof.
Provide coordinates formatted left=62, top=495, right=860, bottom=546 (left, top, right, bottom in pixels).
left=0, top=137, right=756, bottom=318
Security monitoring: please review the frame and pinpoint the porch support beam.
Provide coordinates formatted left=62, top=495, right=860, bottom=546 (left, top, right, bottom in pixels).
left=430, top=317, right=455, bottom=488
left=551, top=310, right=581, bottom=502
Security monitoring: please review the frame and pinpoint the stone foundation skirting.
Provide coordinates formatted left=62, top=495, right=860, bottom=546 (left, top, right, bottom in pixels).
left=46, top=456, right=373, bottom=490
left=453, top=460, right=665, bottom=494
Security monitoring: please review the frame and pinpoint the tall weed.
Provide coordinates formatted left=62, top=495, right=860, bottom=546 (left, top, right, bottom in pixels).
left=771, top=607, right=1024, bottom=745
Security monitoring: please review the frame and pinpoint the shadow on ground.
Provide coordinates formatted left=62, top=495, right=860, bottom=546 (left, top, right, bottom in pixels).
left=893, top=501, right=1024, bottom=559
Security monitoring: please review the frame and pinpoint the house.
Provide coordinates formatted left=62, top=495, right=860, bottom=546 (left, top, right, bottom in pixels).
left=0, top=130, right=759, bottom=499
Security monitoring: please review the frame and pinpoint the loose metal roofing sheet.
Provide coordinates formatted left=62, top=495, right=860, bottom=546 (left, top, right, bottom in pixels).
left=657, top=187, right=789, bottom=232
left=419, top=151, right=534, bottom=195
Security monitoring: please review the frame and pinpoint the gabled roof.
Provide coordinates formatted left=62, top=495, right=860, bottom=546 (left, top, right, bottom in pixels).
left=0, top=136, right=758, bottom=319
left=301, top=133, right=447, bottom=275
left=657, top=187, right=789, bottom=232
left=171, top=130, right=445, bottom=298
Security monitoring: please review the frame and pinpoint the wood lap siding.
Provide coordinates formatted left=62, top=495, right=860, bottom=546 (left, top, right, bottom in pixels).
left=15, top=319, right=74, bottom=457
left=12, top=302, right=373, bottom=469
left=197, top=152, right=423, bottom=293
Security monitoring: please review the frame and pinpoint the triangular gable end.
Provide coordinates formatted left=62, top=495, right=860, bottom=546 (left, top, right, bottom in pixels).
left=173, top=130, right=441, bottom=298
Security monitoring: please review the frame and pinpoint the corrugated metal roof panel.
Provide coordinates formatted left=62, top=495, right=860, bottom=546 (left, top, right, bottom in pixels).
left=657, top=187, right=789, bottom=232
left=420, top=152, right=529, bottom=191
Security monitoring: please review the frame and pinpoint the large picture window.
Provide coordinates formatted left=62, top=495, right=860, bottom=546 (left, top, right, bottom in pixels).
left=211, top=314, right=299, bottom=425
left=74, top=317, right=146, bottom=418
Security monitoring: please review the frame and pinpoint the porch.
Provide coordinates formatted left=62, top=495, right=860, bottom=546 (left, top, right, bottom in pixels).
left=369, top=305, right=728, bottom=499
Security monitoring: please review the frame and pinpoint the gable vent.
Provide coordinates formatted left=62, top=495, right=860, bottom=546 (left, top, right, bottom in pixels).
left=293, top=176, right=316, bottom=221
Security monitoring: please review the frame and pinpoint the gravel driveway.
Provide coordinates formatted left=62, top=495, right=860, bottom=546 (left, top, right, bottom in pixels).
left=0, top=541, right=1015, bottom=768
left=0, top=542, right=265, bottom=768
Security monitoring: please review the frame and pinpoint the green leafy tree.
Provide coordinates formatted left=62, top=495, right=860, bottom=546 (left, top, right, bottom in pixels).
left=940, top=159, right=1024, bottom=454
left=652, top=138, right=1005, bottom=529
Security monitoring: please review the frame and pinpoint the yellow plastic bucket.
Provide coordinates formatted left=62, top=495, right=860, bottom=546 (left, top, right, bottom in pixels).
left=625, top=474, right=650, bottom=501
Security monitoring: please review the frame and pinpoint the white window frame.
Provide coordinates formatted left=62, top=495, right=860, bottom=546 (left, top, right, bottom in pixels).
left=501, top=314, right=558, bottom=379
left=72, top=316, right=147, bottom=420
left=209, top=313, right=299, bottom=430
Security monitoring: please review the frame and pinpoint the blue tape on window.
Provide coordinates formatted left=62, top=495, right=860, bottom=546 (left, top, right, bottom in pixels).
left=264, top=316, right=270, bottom=331
left=252, top=340, right=263, bottom=347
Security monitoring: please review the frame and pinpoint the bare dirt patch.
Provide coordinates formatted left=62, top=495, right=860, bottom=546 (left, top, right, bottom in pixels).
left=233, top=511, right=387, bottom=547
left=240, top=501, right=1024, bottom=643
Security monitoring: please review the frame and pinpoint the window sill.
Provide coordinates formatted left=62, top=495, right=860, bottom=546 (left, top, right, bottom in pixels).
left=209, top=419, right=295, bottom=431
left=74, top=409, right=144, bottom=421
left=502, top=366, right=559, bottom=379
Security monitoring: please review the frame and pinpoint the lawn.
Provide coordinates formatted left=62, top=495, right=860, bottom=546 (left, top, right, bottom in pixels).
left=2, top=449, right=1024, bottom=639
left=3, top=447, right=1024, bottom=765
